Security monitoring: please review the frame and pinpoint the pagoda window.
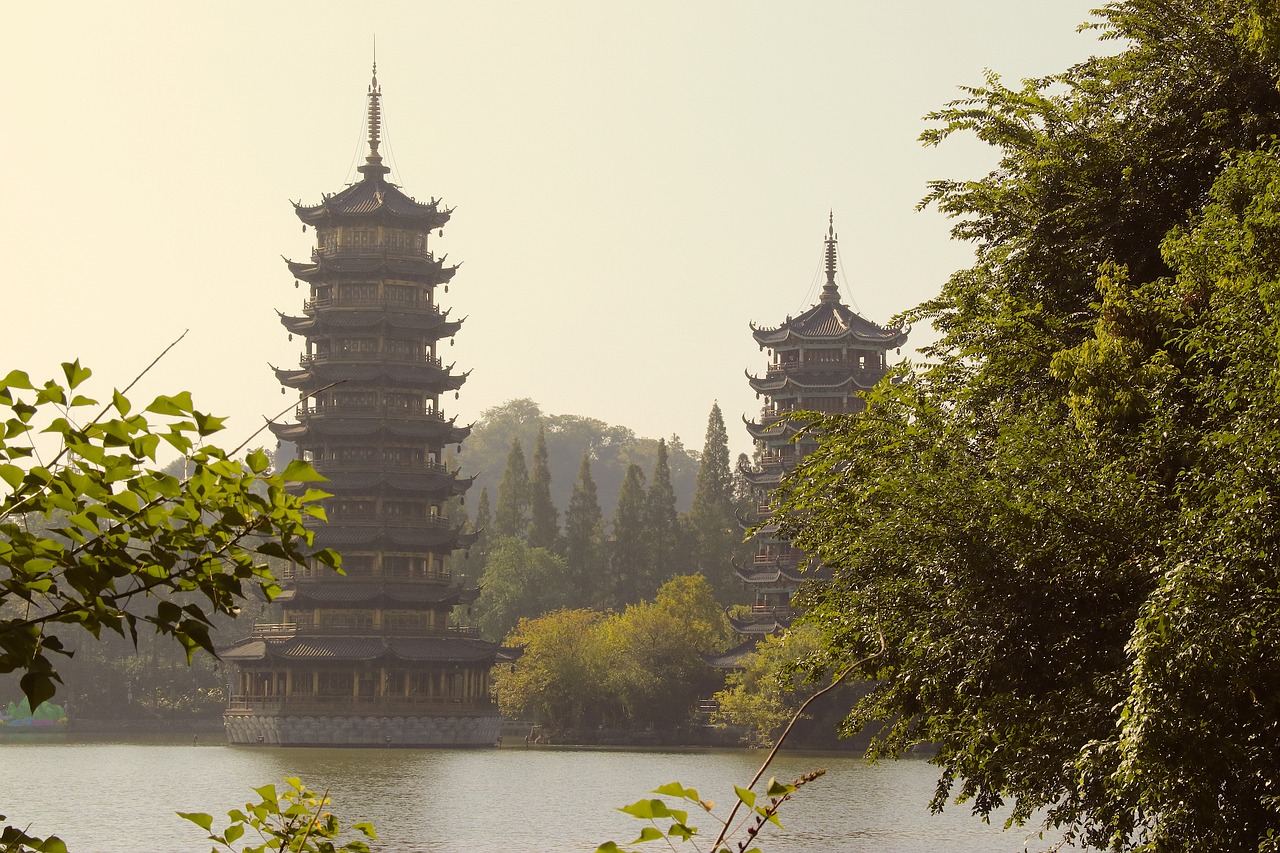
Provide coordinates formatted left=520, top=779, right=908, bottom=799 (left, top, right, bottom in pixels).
left=430, top=555, right=445, bottom=576
left=330, top=500, right=374, bottom=519
left=810, top=349, right=841, bottom=364
left=315, top=284, right=333, bottom=302
left=341, top=283, right=378, bottom=302
left=386, top=285, right=417, bottom=305
left=320, top=609, right=374, bottom=630
left=384, top=500, right=425, bottom=520
left=332, top=446, right=376, bottom=463
left=779, top=351, right=798, bottom=365
left=385, top=392, right=423, bottom=413
left=341, top=555, right=375, bottom=576
left=336, top=337, right=377, bottom=355
left=385, top=338, right=421, bottom=359
left=384, top=610, right=431, bottom=631
left=319, top=229, right=337, bottom=252
left=318, top=671, right=354, bottom=697
left=858, top=353, right=867, bottom=370
left=333, top=391, right=376, bottom=409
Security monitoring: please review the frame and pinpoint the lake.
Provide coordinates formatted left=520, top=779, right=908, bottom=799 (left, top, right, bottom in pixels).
left=0, top=736, right=1057, bottom=852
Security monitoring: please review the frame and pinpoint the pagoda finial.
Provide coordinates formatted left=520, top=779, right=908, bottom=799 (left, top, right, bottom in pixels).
left=357, top=51, right=390, bottom=179
left=819, top=211, right=841, bottom=304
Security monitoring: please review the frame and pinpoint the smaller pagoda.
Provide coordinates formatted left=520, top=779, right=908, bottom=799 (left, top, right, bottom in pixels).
left=732, top=216, right=908, bottom=637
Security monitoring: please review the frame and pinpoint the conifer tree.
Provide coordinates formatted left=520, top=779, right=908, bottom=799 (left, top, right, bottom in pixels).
left=494, top=438, right=530, bottom=539
left=527, top=426, right=560, bottom=551
left=474, top=486, right=492, bottom=533
left=645, top=438, right=681, bottom=591
left=688, top=402, right=740, bottom=596
left=564, top=452, right=606, bottom=608
left=610, top=463, right=648, bottom=606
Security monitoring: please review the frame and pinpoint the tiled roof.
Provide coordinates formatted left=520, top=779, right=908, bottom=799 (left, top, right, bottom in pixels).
left=285, top=255, right=457, bottom=286
left=278, top=581, right=471, bottom=607
left=269, top=418, right=471, bottom=445
left=752, top=302, right=907, bottom=349
left=279, top=311, right=459, bottom=336
left=746, top=370, right=879, bottom=395
left=294, top=175, right=451, bottom=229
left=701, top=637, right=761, bottom=670
left=310, top=524, right=469, bottom=551
left=218, top=634, right=498, bottom=664
left=319, top=469, right=473, bottom=498
left=273, top=362, right=467, bottom=392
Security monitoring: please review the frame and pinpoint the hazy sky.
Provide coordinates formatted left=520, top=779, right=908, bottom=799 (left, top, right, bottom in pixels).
left=4, top=2, right=1112, bottom=460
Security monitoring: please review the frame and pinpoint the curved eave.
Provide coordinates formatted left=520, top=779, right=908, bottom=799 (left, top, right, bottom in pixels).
left=293, top=179, right=453, bottom=230
left=278, top=581, right=472, bottom=608
left=743, top=417, right=805, bottom=441
left=285, top=256, right=459, bottom=286
left=269, top=419, right=472, bottom=446
left=273, top=363, right=468, bottom=392
left=279, top=310, right=460, bottom=337
left=310, top=522, right=476, bottom=552
left=747, top=371, right=880, bottom=395
left=220, top=635, right=497, bottom=664
left=316, top=469, right=475, bottom=498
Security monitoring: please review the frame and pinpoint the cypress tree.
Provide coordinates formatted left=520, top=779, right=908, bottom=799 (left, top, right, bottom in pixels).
left=611, top=463, right=648, bottom=606
left=494, top=438, right=530, bottom=539
left=527, top=427, right=560, bottom=551
left=689, top=402, right=739, bottom=596
left=564, top=452, right=605, bottom=608
left=474, top=486, right=492, bottom=532
left=645, top=438, right=680, bottom=591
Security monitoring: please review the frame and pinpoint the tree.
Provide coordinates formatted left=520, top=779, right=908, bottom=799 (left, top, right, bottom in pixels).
left=564, top=452, right=606, bottom=609
left=713, top=624, right=829, bottom=747
left=527, top=426, right=560, bottom=551
left=492, top=608, right=612, bottom=730
left=773, top=4, right=1280, bottom=850
left=472, top=536, right=572, bottom=641
left=493, top=438, right=530, bottom=539
left=0, top=361, right=336, bottom=849
left=610, top=463, right=647, bottom=606
left=644, top=439, right=681, bottom=592
left=688, top=402, right=740, bottom=597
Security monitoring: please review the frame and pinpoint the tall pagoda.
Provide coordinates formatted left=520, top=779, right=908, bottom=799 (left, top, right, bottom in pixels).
left=222, top=66, right=501, bottom=747
left=731, top=216, right=908, bottom=637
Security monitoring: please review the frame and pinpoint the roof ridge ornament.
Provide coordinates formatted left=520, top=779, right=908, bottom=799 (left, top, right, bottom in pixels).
left=357, top=56, right=391, bottom=180
left=819, top=210, right=842, bottom=305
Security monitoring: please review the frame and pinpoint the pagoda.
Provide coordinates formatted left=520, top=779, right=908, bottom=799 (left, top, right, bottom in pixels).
left=222, top=66, right=501, bottom=747
left=731, top=216, right=908, bottom=638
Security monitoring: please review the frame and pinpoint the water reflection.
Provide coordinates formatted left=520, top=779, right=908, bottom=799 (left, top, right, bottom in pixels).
left=0, top=737, right=1051, bottom=852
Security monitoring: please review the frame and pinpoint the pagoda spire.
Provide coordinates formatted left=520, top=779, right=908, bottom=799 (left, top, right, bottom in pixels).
left=358, top=59, right=390, bottom=179
left=819, top=210, right=841, bottom=304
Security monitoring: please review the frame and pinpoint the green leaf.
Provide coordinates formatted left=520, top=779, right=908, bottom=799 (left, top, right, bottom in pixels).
left=178, top=811, right=214, bottom=831
left=1, top=369, right=33, bottom=390
left=246, top=448, right=270, bottom=474
left=765, top=777, right=794, bottom=797
left=281, top=460, right=328, bottom=483
left=112, top=389, right=131, bottom=416
left=734, top=786, right=756, bottom=808
left=61, top=360, right=92, bottom=389
left=652, top=782, right=702, bottom=803
left=224, top=822, right=244, bottom=844
left=0, top=463, right=23, bottom=489
left=629, top=827, right=664, bottom=844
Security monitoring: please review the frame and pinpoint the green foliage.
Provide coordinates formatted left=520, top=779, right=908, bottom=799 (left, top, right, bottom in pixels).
left=493, top=575, right=731, bottom=733
left=527, top=427, right=560, bottom=551
left=769, top=3, right=1280, bottom=850
left=180, top=778, right=376, bottom=853
left=644, top=439, right=680, bottom=596
left=689, top=403, right=742, bottom=598
left=713, top=624, right=826, bottom=746
left=597, top=772, right=824, bottom=853
left=493, top=438, right=530, bottom=539
left=610, top=463, right=648, bottom=606
left=564, top=453, right=606, bottom=608
left=0, top=363, right=336, bottom=709
left=472, top=536, right=572, bottom=641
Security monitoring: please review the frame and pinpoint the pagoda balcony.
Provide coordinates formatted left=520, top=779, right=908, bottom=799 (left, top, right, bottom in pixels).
left=250, top=623, right=480, bottom=639
left=756, top=503, right=776, bottom=515
left=301, top=352, right=443, bottom=368
left=226, top=694, right=497, bottom=716
left=312, top=244, right=435, bottom=261
left=276, top=566, right=453, bottom=583
left=296, top=403, right=449, bottom=420
left=310, top=458, right=450, bottom=474
left=766, top=360, right=881, bottom=375
left=753, top=553, right=798, bottom=567
left=321, top=513, right=454, bottom=528
left=303, top=296, right=437, bottom=314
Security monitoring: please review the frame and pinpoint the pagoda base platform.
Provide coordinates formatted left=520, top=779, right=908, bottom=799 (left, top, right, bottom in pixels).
left=224, top=710, right=502, bottom=747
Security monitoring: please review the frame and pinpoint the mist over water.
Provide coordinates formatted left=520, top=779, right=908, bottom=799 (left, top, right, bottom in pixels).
left=1, top=737, right=1053, bottom=852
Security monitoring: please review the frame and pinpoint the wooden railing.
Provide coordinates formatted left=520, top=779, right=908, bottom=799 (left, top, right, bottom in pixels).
left=226, top=695, right=497, bottom=716
left=249, top=623, right=480, bottom=638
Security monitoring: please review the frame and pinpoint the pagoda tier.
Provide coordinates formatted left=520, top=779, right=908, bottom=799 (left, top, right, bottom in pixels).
left=273, top=362, right=468, bottom=393
left=268, top=416, right=471, bottom=446
left=732, top=215, right=907, bottom=640
left=276, top=581, right=479, bottom=609
left=310, top=524, right=479, bottom=552
left=279, top=309, right=463, bottom=338
left=285, top=255, right=458, bottom=286
left=224, top=64, right=501, bottom=748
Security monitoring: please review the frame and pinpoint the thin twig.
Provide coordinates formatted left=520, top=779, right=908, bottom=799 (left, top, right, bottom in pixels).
left=710, top=632, right=886, bottom=851
left=228, top=380, right=344, bottom=458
